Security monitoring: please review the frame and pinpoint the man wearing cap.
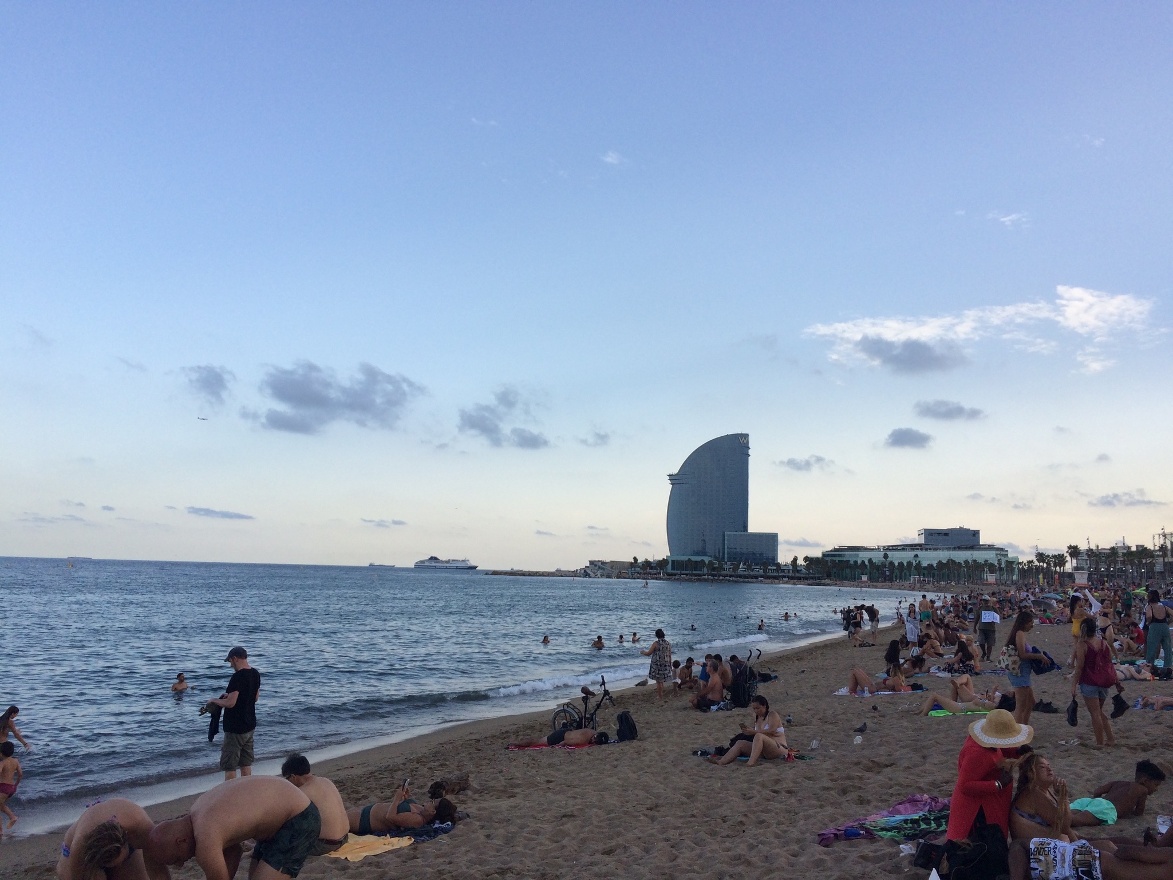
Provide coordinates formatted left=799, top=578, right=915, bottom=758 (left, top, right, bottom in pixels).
left=204, top=647, right=261, bottom=780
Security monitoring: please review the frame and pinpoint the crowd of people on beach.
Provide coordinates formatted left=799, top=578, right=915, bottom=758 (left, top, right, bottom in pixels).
left=12, top=576, right=1173, bottom=880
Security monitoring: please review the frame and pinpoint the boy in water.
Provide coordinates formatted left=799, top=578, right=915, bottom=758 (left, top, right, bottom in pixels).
left=0, top=741, right=22, bottom=833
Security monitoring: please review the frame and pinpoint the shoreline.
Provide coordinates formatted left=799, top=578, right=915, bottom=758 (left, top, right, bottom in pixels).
left=0, top=625, right=891, bottom=869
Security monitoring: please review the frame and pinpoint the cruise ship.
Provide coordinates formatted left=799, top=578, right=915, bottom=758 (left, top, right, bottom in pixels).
left=414, top=556, right=478, bottom=570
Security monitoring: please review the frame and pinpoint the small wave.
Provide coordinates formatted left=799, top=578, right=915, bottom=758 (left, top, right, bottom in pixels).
left=693, top=633, right=768, bottom=650
left=494, top=664, right=647, bottom=697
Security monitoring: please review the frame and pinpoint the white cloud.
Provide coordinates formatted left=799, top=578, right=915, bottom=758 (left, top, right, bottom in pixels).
left=600, top=150, right=627, bottom=166
left=987, top=211, right=1029, bottom=230
left=805, top=286, right=1154, bottom=375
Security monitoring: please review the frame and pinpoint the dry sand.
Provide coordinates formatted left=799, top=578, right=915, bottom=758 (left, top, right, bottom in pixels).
left=4, top=619, right=1173, bottom=880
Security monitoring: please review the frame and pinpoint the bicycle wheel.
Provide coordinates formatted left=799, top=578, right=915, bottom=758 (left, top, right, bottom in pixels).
left=551, top=707, right=580, bottom=732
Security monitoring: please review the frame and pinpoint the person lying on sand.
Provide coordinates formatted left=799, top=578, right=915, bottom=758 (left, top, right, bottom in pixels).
left=845, top=665, right=910, bottom=695
left=1070, top=760, right=1167, bottom=827
left=690, top=660, right=725, bottom=710
left=57, top=797, right=165, bottom=880
left=508, top=727, right=608, bottom=749
left=707, top=696, right=788, bottom=767
left=1117, top=663, right=1154, bottom=681
left=916, top=682, right=1002, bottom=716
left=280, top=754, right=350, bottom=855
left=1140, top=695, right=1173, bottom=710
left=347, top=782, right=458, bottom=835
left=148, top=776, right=321, bottom=880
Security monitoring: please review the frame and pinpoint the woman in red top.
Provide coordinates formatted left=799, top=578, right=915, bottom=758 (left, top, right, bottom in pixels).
left=1072, top=617, right=1118, bottom=747
left=946, top=709, right=1034, bottom=842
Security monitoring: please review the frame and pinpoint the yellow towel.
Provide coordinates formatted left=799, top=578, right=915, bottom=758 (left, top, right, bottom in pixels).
left=326, top=834, right=413, bottom=861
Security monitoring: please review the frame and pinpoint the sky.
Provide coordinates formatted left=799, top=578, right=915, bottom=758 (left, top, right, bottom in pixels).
left=3, top=4, right=1172, bottom=569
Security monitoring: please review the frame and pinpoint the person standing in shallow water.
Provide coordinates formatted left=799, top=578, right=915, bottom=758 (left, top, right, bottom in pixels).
left=642, top=628, right=673, bottom=702
left=204, top=647, right=261, bottom=780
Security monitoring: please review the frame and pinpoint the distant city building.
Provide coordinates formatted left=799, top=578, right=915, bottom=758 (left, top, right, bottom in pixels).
left=820, top=526, right=1017, bottom=581
left=665, top=433, right=778, bottom=571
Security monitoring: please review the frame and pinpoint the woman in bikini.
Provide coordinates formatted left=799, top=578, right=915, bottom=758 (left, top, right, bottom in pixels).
left=1010, top=753, right=1081, bottom=842
left=707, top=695, right=788, bottom=767
left=346, top=783, right=457, bottom=834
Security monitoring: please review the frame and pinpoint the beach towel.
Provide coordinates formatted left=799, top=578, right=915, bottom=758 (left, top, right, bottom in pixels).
left=326, top=835, right=413, bottom=861
left=506, top=741, right=599, bottom=751
left=833, top=687, right=906, bottom=696
left=1071, top=797, right=1118, bottom=825
left=1133, top=698, right=1173, bottom=710
left=928, top=708, right=989, bottom=716
left=817, top=794, right=951, bottom=846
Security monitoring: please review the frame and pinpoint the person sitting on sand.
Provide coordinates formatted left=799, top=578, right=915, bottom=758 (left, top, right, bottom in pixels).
left=1068, top=760, right=1167, bottom=827
left=919, top=629, right=945, bottom=660
left=58, top=797, right=167, bottom=880
left=347, top=781, right=458, bottom=835
left=690, top=660, right=725, bottom=710
left=280, top=754, right=350, bottom=855
left=508, top=727, right=609, bottom=749
left=1010, top=752, right=1092, bottom=841
left=944, top=637, right=980, bottom=676
left=591, top=635, right=604, bottom=650
left=171, top=673, right=189, bottom=693
left=713, top=654, right=733, bottom=689
left=675, top=657, right=697, bottom=690
left=0, top=742, right=21, bottom=835
left=707, top=696, right=788, bottom=767
left=900, top=653, right=928, bottom=676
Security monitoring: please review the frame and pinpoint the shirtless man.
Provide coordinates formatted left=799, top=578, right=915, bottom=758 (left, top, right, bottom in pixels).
left=1075, top=760, right=1166, bottom=825
left=57, top=798, right=167, bottom=880
left=170, top=674, right=188, bottom=693
left=690, top=660, right=725, bottom=710
left=280, top=754, right=349, bottom=855
left=147, top=776, right=320, bottom=880
left=507, top=727, right=607, bottom=749
left=675, top=657, right=697, bottom=690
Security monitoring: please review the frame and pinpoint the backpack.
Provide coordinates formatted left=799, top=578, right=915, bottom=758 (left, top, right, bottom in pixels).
left=616, top=710, right=638, bottom=741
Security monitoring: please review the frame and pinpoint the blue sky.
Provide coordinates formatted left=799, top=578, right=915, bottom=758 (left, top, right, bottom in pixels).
left=3, top=5, right=1171, bottom=567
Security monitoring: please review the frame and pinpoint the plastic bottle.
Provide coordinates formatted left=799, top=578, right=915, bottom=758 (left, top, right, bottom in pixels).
left=853, top=735, right=863, bottom=745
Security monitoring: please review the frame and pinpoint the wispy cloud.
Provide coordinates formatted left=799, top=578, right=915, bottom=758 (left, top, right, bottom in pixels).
left=967, top=492, right=1032, bottom=511
left=361, top=518, right=406, bottom=528
left=458, top=386, right=549, bottom=449
left=806, top=286, right=1154, bottom=375
left=777, top=454, right=832, bottom=473
left=250, top=361, right=424, bottom=435
left=987, top=211, right=1029, bottom=230
left=61, top=499, right=86, bottom=508
left=20, top=324, right=52, bottom=348
left=915, top=399, right=985, bottom=421
left=1095, top=453, right=1111, bottom=463
left=117, top=357, right=147, bottom=372
left=885, top=428, right=932, bottom=449
left=780, top=537, right=824, bottom=548
left=18, top=512, right=88, bottom=525
left=186, top=506, right=255, bottom=520
left=183, top=364, right=236, bottom=407
left=579, top=431, right=610, bottom=448
left=586, top=525, right=609, bottom=532
left=600, top=150, right=627, bottom=166
left=101, top=505, right=115, bottom=511
left=1088, top=490, right=1165, bottom=508
left=535, top=529, right=556, bottom=537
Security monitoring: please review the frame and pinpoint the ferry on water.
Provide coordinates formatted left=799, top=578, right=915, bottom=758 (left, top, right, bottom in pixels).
left=414, top=556, right=478, bottom=570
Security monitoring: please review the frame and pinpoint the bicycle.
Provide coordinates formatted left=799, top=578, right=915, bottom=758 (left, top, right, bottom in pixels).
left=551, top=676, right=614, bottom=732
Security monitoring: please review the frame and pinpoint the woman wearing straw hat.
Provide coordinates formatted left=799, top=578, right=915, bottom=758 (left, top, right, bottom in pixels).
left=946, top=708, right=1034, bottom=843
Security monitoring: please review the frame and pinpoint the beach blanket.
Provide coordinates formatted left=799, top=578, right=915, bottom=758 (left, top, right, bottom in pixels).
left=1133, top=698, right=1173, bottom=710
left=326, top=835, right=413, bottom=861
left=817, top=794, right=951, bottom=847
left=833, top=687, right=906, bottom=696
left=506, top=741, right=598, bottom=751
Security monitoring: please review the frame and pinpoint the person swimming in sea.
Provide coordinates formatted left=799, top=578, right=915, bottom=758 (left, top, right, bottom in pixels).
left=171, top=673, right=189, bottom=693
left=591, top=636, right=604, bottom=650
left=541, top=635, right=550, bottom=645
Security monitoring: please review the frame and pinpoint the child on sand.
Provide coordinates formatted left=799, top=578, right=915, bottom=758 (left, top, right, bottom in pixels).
left=1070, top=760, right=1166, bottom=826
left=0, top=741, right=22, bottom=833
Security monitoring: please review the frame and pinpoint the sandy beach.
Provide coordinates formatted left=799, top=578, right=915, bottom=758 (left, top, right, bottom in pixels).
left=5, top=617, right=1173, bottom=880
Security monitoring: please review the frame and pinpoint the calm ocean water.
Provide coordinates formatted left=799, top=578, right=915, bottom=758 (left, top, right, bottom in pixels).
left=1, top=556, right=908, bottom=834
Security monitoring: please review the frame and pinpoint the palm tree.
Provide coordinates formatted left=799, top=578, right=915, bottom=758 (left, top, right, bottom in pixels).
left=1067, top=544, right=1082, bottom=571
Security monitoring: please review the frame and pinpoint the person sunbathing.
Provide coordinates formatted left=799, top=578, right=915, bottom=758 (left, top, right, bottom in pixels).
left=1140, top=695, right=1173, bottom=710
left=1070, top=760, right=1167, bottom=827
left=1117, top=663, right=1155, bottom=681
left=508, top=727, right=608, bottom=748
left=845, top=665, right=910, bottom=695
left=347, top=783, right=457, bottom=835
left=706, top=696, right=788, bottom=767
left=916, top=688, right=1001, bottom=716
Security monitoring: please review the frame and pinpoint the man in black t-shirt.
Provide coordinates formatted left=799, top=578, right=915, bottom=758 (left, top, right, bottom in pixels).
left=204, top=646, right=261, bottom=779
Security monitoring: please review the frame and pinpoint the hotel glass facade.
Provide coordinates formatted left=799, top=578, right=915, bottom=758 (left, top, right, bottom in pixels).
left=666, top=434, right=750, bottom=559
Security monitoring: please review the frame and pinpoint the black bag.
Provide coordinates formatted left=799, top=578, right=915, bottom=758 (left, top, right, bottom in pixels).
left=995, top=693, right=1016, bottom=712
left=616, top=710, right=638, bottom=741
left=913, top=839, right=945, bottom=871
left=940, top=808, right=1009, bottom=880
left=1066, top=698, right=1079, bottom=727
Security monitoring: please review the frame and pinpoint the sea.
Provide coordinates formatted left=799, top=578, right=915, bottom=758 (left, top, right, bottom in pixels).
left=1, top=556, right=912, bottom=836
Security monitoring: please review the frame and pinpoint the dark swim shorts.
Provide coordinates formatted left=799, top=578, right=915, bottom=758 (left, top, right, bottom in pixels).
left=546, top=728, right=567, bottom=746
left=251, top=802, right=321, bottom=877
